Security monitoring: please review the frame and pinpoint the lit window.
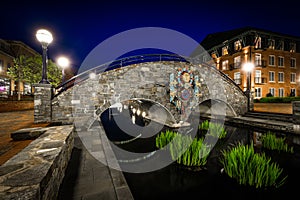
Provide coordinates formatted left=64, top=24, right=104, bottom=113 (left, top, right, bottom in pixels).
left=234, top=56, right=241, bottom=68
left=222, top=46, right=228, bottom=56
left=222, top=60, right=229, bottom=70
left=234, top=40, right=242, bottom=51
left=254, top=36, right=261, bottom=49
left=234, top=72, right=241, bottom=84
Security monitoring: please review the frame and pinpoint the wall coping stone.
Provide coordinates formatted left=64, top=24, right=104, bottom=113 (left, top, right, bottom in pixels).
left=0, top=125, right=74, bottom=200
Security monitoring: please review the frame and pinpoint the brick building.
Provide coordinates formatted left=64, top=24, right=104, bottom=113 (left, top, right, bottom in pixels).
left=0, top=39, right=39, bottom=98
left=199, top=27, right=300, bottom=99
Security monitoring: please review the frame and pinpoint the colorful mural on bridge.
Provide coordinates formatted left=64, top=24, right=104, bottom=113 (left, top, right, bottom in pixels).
left=169, top=66, right=200, bottom=121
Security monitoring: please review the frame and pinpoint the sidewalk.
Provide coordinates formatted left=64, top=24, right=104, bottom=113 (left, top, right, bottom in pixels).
left=0, top=110, right=49, bottom=165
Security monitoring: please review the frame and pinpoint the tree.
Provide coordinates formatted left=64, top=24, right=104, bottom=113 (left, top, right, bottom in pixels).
left=7, top=55, right=28, bottom=100
left=7, top=55, right=62, bottom=100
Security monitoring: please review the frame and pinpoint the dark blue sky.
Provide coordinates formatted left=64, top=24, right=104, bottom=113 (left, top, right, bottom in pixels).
left=1, top=0, right=300, bottom=71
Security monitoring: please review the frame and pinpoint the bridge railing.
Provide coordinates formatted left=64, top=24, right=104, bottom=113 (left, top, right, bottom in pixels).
left=53, top=54, right=246, bottom=98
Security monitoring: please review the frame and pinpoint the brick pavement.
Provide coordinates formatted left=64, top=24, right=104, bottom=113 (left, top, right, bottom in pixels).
left=0, top=110, right=49, bottom=165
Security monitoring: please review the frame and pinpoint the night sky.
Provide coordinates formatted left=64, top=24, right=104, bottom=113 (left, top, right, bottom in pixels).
left=1, top=0, right=300, bottom=72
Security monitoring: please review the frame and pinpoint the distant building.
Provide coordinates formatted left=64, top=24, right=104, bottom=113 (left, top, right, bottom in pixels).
left=0, top=39, right=39, bottom=98
left=199, top=26, right=300, bottom=99
left=0, top=39, right=76, bottom=98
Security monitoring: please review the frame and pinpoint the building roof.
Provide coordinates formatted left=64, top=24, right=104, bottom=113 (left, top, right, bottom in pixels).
left=200, top=26, right=300, bottom=51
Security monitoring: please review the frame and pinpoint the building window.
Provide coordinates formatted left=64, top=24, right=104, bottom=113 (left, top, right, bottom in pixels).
left=269, top=88, right=275, bottom=96
left=234, top=72, right=241, bottom=85
left=290, top=88, right=296, bottom=96
left=291, top=73, right=296, bottom=83
left=269, top=55, right=275, bottom=66
left=290, top=42, right=296, bottom=53
left=291, top=58, right=296, bottom=68
left=278, top=72, right=284, bottom=82
left=278, top=88, right=284, bottom=97
left=278, top=57, right=284, bottom=67
left=255, top=87, right=262, bottom=98
left=268, top=39, right=275, bottom=49
left=234, top=56, right=241, bottom=68
left=222, top=46, right=228, bottom=56
left=254, top=36, right=261, bottom=49
left=255, top=70, right=262, bottom=83
left=222, top=60, right=229, bottom=70
left=255, top=53, right=262, bottom=66
left=269, top=71, right=275, bottom=82
left=234, top=40, right=242, bottom=51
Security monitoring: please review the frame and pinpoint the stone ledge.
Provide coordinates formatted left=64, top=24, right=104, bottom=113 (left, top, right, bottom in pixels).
left=0, top=125, right=74, bottom=200
left=11, top=127, right=48, bottom=141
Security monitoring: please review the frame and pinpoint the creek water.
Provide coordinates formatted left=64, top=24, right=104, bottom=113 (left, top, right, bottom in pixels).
left=101, top=108, right=300, bottom=200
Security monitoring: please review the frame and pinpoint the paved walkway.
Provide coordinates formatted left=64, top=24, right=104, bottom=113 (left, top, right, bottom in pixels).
left=0, top=110, right=49, bottom=165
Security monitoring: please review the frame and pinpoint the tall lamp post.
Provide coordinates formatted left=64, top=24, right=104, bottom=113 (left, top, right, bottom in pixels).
left=243, top=62, right=254, bottom=111
left=36, top=29, right=53, bottom=84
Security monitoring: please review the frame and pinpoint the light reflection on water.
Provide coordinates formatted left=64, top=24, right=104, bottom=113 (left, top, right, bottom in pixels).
left=101, top=108, right=300, bottom=199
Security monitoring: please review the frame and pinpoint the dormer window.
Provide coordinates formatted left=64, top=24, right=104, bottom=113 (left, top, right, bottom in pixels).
left=254, top=36, right=261, bottom=49
left=290, top=42, right=296, bottom=53
left=222, top=46, right=228, bottom=55
left=268, top=39, right=275, bottom=49
left=234, top=40, right=242, bottom=51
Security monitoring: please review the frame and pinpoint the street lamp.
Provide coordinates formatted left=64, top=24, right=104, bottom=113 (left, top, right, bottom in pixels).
left=36, top=29, right=53, bottom=84
left=57, top=56, right=70, bottom=84
left=243, top=62, right=254, bottom=111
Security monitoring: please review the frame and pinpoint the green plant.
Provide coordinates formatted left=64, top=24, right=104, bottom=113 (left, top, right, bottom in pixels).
left=199, top=120, right=210, bottom=131
left=155, top=130, right=177, bottom=149
left=199, top=120, right=227, bottom=139
left=220, top=143, right=287, bottom=189
left=261, top=131, right=294, bottom=153
left=170, top=135, right=210, bottom=167
left=156, top=130, right=210, bottom=167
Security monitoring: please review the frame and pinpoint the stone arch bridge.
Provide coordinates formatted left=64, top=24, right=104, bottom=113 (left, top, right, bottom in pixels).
left=34, top=54, right=247, bottom=127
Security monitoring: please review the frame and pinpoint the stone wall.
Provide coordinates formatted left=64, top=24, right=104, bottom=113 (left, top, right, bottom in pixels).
left=33, top=84, right=53, bottom=123
left=293, top=101, right=300, bottom=134
left=0, top=125, right=74, bottom=200
left=52, top=61, right=247, bottom=126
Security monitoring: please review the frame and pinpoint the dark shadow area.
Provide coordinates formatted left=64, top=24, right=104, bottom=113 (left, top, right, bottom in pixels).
left=57, top=140, right=83, bottom=200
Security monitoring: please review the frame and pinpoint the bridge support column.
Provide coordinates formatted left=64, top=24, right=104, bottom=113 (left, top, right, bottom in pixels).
left=293, top=101, right=300, bottom=134
left=33, top=83, right=53, bottom=123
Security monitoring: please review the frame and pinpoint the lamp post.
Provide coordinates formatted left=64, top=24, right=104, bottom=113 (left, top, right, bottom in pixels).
left=36, top=29, right=53, bottom=84
left=243, top=62, right=254, bottom=111
left=57, top=56, right=70, bottom=84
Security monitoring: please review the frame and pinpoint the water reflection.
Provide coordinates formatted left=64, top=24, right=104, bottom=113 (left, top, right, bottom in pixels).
left=100, top=107, right=300, bottom=199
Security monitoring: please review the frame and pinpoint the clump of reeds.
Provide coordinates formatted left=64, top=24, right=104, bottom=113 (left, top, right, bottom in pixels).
left=261, top=131, right=294, bottom=153
left=220, top=143, right=287, bottom=189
